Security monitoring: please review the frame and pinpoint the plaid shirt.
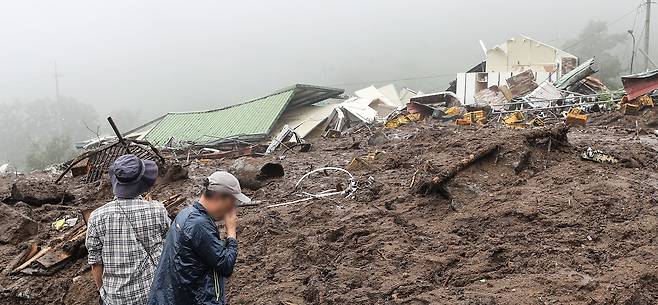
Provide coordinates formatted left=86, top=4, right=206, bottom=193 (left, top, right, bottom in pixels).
left=86, top=197, right=171, bottom=305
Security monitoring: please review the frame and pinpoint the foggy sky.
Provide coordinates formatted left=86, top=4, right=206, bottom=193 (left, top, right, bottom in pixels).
left=0, top=0, right=649, bottom=123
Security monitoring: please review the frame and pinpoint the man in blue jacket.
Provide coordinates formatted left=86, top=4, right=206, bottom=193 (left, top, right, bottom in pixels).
left=148, top=171, right=249, bottom=305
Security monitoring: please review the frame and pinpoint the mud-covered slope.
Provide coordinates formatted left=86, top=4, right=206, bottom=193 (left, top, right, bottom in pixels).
left=1, top=119, right=658, bottom=305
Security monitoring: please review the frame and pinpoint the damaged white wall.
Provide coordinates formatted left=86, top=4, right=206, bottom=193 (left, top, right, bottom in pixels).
left=486, top=35, right=577, bottom=76
left=456, top=35, right=578, bottom=105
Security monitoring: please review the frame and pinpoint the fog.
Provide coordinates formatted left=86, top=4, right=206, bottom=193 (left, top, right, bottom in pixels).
left=0, top=1, right=643, bottom=115
left=0, top=0, right=652, bottom=169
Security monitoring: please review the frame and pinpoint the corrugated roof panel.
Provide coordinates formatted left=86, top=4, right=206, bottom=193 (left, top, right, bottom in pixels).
left=145, top=89, right=295, bottom=146
left=622, top=69, right=658, bottom=100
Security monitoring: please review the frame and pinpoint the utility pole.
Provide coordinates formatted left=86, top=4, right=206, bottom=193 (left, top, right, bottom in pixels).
left=629, top=30, right=637, bottom=73
left=53, top=61, right=62, bottom=103
left=645, top=0, right=652, bottom=71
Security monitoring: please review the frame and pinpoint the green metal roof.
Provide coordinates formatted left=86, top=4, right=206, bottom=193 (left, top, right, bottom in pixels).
left=143, top=84, right=343, bottom=147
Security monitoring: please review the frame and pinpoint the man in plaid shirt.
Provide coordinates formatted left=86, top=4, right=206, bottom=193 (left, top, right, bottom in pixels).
left=86, top=155, right=171, bottom=305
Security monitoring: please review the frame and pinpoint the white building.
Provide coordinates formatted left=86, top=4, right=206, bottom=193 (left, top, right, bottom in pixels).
left=456, top=35, right=578, bottom=105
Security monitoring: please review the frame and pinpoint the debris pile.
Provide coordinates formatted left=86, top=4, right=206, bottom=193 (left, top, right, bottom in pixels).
left=3, top=35, right=658, bottom=305
left=3, top=106, right=658, bottom=303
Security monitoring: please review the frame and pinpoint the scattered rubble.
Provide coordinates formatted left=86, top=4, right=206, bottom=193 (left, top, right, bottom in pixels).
left=2, top=108, right=658, bottom=304
left=4, top=34, right=658, bottom=305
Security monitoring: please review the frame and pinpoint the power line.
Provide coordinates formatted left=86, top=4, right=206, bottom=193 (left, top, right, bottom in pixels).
left=563, top=3, right=644, bottom=51
left=328, top=73, right=457, bottom=87
left=333, top=3, right=647, bottom=89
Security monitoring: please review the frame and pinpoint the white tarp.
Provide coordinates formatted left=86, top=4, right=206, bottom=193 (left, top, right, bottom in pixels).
left=525, top=81, right=562, bottom=108
left=377, top=84, right=404, bottom=108
left=273, top=103, right=339, bottom=139
left=355, top=85, right=402, bottom=108
left=340, top=97, right=379, bottom=123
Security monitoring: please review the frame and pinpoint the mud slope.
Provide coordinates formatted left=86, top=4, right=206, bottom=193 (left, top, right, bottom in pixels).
left=1, top=120, right=658, bottom=305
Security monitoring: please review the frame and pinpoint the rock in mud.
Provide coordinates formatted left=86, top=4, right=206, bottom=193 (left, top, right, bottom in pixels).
left=0, top=203, right=38, bottom=244
left=10, top=179, right=74, bottom=206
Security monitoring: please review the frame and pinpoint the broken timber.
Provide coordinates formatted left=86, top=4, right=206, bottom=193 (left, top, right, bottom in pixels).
left=414, top=126, right=569, bottom=199
left=415, top=145, right=500, bottom=199
left=10, top=194, right=188, bottom=275
left=56, top=138, right=165, bottom=184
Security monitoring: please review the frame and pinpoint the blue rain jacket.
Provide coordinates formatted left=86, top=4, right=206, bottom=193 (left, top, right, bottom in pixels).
left=148, top=201, right=238, bottom=305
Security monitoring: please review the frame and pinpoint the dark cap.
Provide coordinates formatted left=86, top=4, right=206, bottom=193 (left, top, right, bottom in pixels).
left=109, top=154, right=158, bottom=198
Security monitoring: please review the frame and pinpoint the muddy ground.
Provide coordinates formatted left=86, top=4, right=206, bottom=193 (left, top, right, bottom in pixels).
left=1, top=111, right=658, bottom=305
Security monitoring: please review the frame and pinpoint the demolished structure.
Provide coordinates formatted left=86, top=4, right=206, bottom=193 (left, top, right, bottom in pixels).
left=6, top=32, right=658, bottom=304
left=324, top=84, right=409, bottom=136
left=135, top=84, right=344, bottom=147
left=455, top=35, right=578, bottom=105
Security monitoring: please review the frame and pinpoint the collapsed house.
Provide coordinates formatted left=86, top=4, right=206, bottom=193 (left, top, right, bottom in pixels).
left=436, top=35, right=619, bottom=128
left=130, top=84, right=344, bottom=148
left=454, top=35, right=579, bottom=105
left=324, top=84, right=410, bottom=135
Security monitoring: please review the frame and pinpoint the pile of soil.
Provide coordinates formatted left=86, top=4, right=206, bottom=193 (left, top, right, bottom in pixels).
left=589, top=109, right=658, bottom=132
left=1, top=112, right=658, bottom=305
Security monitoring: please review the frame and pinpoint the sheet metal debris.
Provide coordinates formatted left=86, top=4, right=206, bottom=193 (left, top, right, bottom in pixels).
left=622, top=69, right=658, bottom=101
left=140, top=84, right=344, bottom=147
left=266, top=125, right=300, bottom=155
left=524, top=81, right=562, bottom=108
left=554, top=58, right=598, bottom=91
left=474, top=86, right=508, bottom=110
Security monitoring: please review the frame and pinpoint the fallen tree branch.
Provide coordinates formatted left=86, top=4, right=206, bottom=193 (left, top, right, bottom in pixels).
left=522, top=125, right=570, bottom=144
left=415, top=144, right=500, bottom=199
left=413, top=126, right=571, bottom=199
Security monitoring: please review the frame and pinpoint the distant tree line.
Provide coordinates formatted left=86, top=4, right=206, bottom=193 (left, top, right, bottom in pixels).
left=0, top=97, right=140, bottom=171
left=563, top=21, right=628, bottom=88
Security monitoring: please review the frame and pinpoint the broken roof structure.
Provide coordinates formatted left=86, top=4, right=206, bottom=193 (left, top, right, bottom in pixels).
left=136, top=84, right=343, bottom=147
left=323, top=84, right=412, bottom=136
left=554, top=58, right=598, bottom=90
left=622, top=69, right=658, bottom=100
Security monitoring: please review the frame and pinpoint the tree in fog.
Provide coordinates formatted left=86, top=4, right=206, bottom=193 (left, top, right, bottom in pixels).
left=0, top=97, right=99, bottom=170
left=25, top=135, right=75, bottom=170
left=563, top=21, right=627, bottom=88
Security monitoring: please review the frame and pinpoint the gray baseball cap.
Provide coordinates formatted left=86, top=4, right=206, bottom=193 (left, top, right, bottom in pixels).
left=207, top=171, right=251, bottom=204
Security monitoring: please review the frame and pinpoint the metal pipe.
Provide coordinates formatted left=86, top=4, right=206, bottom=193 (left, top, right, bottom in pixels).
left=487, top=93, right=604, bottom=107
left=645, top=0, right=652, bottom=71
left=492, top=99, right=620, bottom=115
left=107, top=117, right=131, bottom=154
left=628, top=30, right=637, bottom=74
